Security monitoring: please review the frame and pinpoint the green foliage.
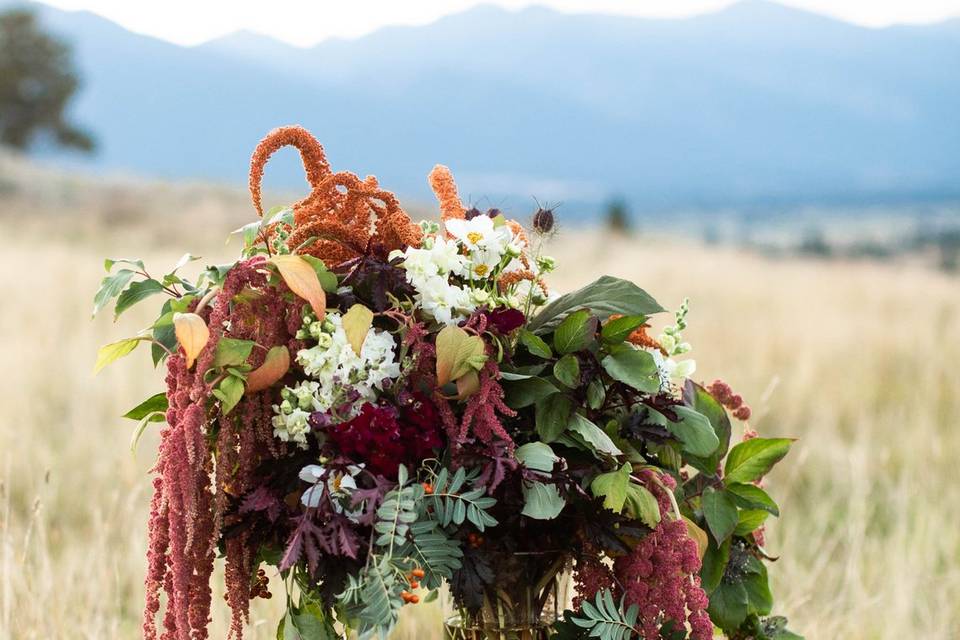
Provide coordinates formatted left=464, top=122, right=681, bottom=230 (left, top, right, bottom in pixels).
left=724, top=438, right=794, bottom=485
left=504, top=376, right=559, bottom=409
left=666, top=406, right=720, bottom=457
left=114, top=279, right=165, bottom=320
left=682, top=380, right=732, bottom=473
left=600, top=348, right=660, bottom=394
left=518, top=328, right=553, bottom=358
left=567, top=413, right=622, bottom=457
left=521, top=480, right=566, bottom=520
left=600, top=314, right=647, bottom=344
left=726, top=483, right=780, bottom=516
left=528, top=276, right=664, bottom=332
left=552, top=309, right=595, bottom=354
left=373, top=467, right=421, bottom=549
left=535, top=393, right=575, bottom=442
left=212, top=374, right=245, bottom=415
left=515, top=442, right=559, bottom=473
left=94, top=337, right=144, bottom=373
left=423, top=467, right=498, bottom=531
left=553, top=354, right=581, bottom=388
left=589, top=463, right=660, bottom=528
left=571, top=590, right=641, bottom=640
left=93, top=269, right=136, bottom=318
left=396, top=520, right=463, bottom=590
left=212, top=337, right=255, bottom=368
left=702, top=486, right=739, bottom=544
left=122, top=393, right=168, bottom=420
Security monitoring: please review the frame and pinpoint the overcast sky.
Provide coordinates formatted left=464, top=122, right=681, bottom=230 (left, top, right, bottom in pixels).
left=39, top=0, right=960, bottom=46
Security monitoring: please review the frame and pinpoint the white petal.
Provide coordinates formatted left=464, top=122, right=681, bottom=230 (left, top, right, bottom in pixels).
left=300, top=484, right=324, bottom=508
left=298, top=464, right=325, bottom=483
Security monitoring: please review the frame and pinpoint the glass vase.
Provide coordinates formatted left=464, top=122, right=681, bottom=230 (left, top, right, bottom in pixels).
left=443, top=550, right=570, bottom=640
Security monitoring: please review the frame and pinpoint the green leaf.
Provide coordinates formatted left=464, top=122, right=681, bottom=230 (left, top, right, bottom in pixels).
left=553, top=354, right=581, bottom=388
left=726, top=483, right=780, bottom=516
left=213, top=338, right=255, bottom=368
left=552, top=309, right=595, bottom=354
left=94, top=337, right=142, bottom=374
left=702, top=487, right=739, bottom=544
left=300, top=255, right=339, bottom=293
left=708, top=580, right=749, bottom=630
left=590, top=463, right=631, bottom=513
left=518, top=328, right=553, bottom=359
left=601, top=314, right=648, bottom=344
left=515, top=442, right=559, bottom=473
left=724, top=438, right=794, bottom=485
left=600, top=348, right=660, bottom=394
left=700, top=537, right=731, bottom=594
left=586, top=379, right=606, bottom=410
left=682, top=380, right=733, bottom=473
left=528, top=275, right=664, bottom=332
left=113, top=279, right=165, bottom=320
left=504, top=377, right=559, bottom=409
left=744, top=564, right=774, bottom=616
left=212, top=375, right=245, bottom=414
left=129, top=411, right=164, bottom=454
left=666, top=406, right=720, bottom=457
left=734, top=509, right=770, bottom=537
left=122, top=393, right=168, bottom=420
left=623, top=482, right=661, bottom=529
left=535, top=393, right=575, bottom=442
left=104, top=257, right=145, bottom=272
left=521, top=481, right=565, bottom=520
left=568, top=413, right=622, bottom=457
left=92, top=269, right=136, bottom=317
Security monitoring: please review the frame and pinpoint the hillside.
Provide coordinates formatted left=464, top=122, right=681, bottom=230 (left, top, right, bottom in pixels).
left=9, top=0, right=960, bottom=210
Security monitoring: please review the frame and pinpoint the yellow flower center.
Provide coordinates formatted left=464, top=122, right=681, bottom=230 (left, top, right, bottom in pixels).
left=473, top=264, right=490, bottom=276
left=467, top=231, right=483, bottom=244
left=332, top=475, right=343, bottom=492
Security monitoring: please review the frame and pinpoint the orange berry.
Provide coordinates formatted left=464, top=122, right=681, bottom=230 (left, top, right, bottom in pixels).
left=410, top=580, right=420, bottom=589
left=412, top=568, right=425, bottom=579
left=422, top=483, right=434, bottom=494
left=409, top=595, right=420, bottom=604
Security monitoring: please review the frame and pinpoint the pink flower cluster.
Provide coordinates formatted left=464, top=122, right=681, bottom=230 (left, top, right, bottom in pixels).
left=707, top=379, right=752, bottom=421
left=613, top=472, right=712, bottom=640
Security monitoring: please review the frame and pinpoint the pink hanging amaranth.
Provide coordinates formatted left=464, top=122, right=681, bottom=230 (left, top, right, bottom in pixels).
left=143, top=258, right=295, bottom=640
left=457, top=360, right=516, bottom=451
left=613, top=471, right=712, bottom=640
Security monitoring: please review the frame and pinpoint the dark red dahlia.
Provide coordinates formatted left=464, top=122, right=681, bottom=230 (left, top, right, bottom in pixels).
left=484, top=307, right=526, bottom=335
left=323, top=394, right=444, bottom=478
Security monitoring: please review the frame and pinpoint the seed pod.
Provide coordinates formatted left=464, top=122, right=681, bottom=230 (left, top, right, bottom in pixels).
left=532, top=207, right=555, bottom=233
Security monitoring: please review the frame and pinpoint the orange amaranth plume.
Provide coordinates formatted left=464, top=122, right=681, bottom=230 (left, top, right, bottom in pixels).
left=428, top=164, right=466, bottom=223
left=249, top=125, right=422, bottom=265
left=428, top=163, right=547, bottom=296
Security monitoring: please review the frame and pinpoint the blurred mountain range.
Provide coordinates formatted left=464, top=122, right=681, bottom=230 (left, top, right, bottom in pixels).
left=8, top=0, right=960, bottom=210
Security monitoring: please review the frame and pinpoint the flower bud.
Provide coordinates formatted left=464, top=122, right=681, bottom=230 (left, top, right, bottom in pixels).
left=465, top=207, right=483, bottom=220
left=532, top=207, right=555, bottom=233
left=536, top=255, right=556, bottom=272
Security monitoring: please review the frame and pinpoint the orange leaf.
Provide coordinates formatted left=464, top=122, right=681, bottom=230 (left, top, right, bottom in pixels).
left=270, top=255, right=327, bottom=320
left=245, top=346, right=290, bottom=393
left=173, top=312, right=209, bottom=369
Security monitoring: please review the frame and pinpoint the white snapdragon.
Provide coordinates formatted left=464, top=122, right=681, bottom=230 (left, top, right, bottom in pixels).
left=273, top=313, right=401, bottom=447
left=652, top=350, right=697, bottom=392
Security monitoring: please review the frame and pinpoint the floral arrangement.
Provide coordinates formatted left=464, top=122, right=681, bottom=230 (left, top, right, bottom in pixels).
left=95, top=126, right=801, bottom=640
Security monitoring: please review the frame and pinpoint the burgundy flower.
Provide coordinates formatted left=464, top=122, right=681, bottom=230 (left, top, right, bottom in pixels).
left=323, top=394, right=444, bottom=478
left=484, top=307, right=526, bottom=335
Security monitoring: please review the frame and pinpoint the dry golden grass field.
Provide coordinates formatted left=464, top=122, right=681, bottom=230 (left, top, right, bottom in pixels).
left=1, top=157, right=958, bottom=639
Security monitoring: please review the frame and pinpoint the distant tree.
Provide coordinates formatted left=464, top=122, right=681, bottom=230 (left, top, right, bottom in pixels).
left=604, top=197, right=632, bottom=234
left=0, top=8, right=93, bottom=152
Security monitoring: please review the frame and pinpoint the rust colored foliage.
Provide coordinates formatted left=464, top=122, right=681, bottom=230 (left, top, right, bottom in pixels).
left=249, top=125, right=423, bottom=267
